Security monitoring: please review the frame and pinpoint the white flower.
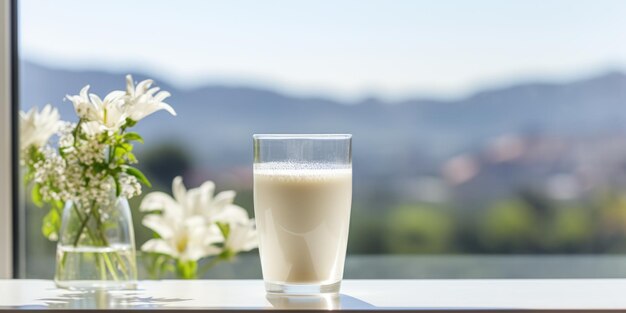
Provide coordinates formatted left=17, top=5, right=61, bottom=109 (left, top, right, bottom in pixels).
left=19, top=104, right=61, bottom=150
left=118, top=173, right=142, bottom=199
left=168, top=176, right=250, bottom=224
left=124, top=75, right=176, bottom=122
left=66, top=86, right=127, bottom=131
left=141, top=214, right=223, bottom=262
left=80, top=121, right=105, bottom=137
left=140, top=176, right=257, bottom=261
left=66, top=76, right=176, bottom=130
left=223, top=219, right=258, bottom=254
left=66, top=85, right=93, bottom=120
left=89, top=91, right=127, bottom=130
left=24, top=75, right=177, bottom=242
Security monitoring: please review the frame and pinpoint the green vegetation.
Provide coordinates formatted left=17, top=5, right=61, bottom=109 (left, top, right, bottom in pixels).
left=346, top=190, right=626, bottom=254
left=24, top=143, right=626, bottom=268
left=385, top=205, right=454, bottom=253
left=477, top=200, right=537, bottom=253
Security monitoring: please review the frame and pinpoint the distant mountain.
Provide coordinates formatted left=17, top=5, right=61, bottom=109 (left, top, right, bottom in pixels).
left=20, top=61, right=626, bottom=187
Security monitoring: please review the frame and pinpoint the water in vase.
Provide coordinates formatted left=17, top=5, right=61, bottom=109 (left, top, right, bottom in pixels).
left=55, top=243, right=137, bottom=290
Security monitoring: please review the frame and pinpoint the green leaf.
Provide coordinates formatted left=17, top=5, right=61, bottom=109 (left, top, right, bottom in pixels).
left=123, top=132, right=144, bottom=144
left=126, top=152, right=137, bottom=163
left=92, top=162, right=109, bottom=172
left=114, top=146, right=126, bottom=159
left=119, top=142, right=133, bottom=152
left=42, top=208, right=61, bottom=241
left=53, top=200, right=64, bottom=210
left=216, top=221, right=230, bottom=239
left=113, top=142, right=134, bottom=164
left=124, top=166, right=152, bottom=187
left=31, top=183, right=43, bottom=207
left=125, top=118, right=137, bottom=128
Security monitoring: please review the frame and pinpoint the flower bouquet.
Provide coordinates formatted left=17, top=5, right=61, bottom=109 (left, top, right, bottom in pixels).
left=21, top=75, right=175, bottom=289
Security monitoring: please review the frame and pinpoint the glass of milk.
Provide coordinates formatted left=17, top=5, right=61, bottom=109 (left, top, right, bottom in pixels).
left=253, top=134, right=352, bottom=295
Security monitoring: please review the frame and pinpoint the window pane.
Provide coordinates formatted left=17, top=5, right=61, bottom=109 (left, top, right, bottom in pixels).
left=18, top=0, right=626, bottom=278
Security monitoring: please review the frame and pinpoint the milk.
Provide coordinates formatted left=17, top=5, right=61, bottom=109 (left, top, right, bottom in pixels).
left=254, top=162, right=352, bottom=285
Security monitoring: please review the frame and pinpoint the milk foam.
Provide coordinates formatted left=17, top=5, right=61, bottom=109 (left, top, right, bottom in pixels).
left=254, top=162, right=351, bottom=180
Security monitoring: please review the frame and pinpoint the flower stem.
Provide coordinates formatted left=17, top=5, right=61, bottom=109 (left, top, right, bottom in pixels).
left=90, top=202, right=131, bottom=280
left=72, top=203, right=92, bottom=247
left=177, top=260, right=198, bottom=279
left=68, top=200, right=130, bottom=282
left=96, top=253, right=106, bottom=280
left=102, top=250, right=120, bottom=281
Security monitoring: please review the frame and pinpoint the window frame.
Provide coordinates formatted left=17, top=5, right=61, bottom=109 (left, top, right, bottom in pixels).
left=0, top=0, right=19, bottom=279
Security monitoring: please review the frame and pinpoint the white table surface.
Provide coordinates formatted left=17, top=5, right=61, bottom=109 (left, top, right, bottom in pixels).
left=1, top=279, right=625, bottom=311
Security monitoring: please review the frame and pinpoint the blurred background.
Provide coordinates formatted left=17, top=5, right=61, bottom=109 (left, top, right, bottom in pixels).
left=18, top=0, right=626, bottom=278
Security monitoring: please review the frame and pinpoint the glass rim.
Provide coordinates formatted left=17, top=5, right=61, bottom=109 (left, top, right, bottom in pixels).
left=253, top=134, right=352, bottom=140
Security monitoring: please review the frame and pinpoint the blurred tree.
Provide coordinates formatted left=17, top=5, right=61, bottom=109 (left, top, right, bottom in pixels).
left=549, top=207, right=593, bottom=252
left=348, top=210, right=388, bottom=254
left=385, top=204, right=455, bottom=254
left=591, top=191, right=626, bottom=252
left=477, top=200, right=536, bottom=253
left=518, top=188, right=553, bottom=220
left=138, top=142, right=193, bottom=189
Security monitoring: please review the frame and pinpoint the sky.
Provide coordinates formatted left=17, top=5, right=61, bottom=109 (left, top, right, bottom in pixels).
left=19, top=0, right=626, bottom=101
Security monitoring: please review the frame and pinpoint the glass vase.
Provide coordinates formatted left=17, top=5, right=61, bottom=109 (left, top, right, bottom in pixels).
left=55, top=191, right=138, bottom=290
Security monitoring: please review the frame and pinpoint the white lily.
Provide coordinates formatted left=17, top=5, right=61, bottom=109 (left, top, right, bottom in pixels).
left=124, top=75, right=176, bottom=122
left=19, top=104, right=60, bottom=150
left=66, top=85, right=92, bottom=119
left=140, top=176, right=253, bottom=261
left=168, top=176, right=250, bottom=225
left=188, top=180, right=259, bottom=254
left=141, top=187, right=219, bottom=261
left=222, top=218, right=258, bottom=255
left=66, top=86, right=127, bottom=131
left=90, top=91, right=127, bottom=131
left=141, top=213, right=222, bottom=262
left=80, top=121, right=105, bottom=137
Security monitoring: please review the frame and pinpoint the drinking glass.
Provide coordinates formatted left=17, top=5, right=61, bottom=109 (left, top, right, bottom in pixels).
left=253, top=134, right=352, bottom=295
